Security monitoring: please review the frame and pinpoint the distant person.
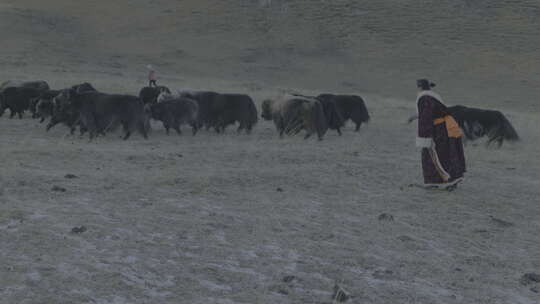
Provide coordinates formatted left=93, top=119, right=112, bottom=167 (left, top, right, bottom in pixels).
left=415, top=79, right=466, bottom=190
left=147, top=65, right=157, bottom=87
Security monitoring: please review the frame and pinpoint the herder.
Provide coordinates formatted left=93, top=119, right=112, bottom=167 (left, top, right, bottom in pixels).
left=415, top=79, right=466, bottom=190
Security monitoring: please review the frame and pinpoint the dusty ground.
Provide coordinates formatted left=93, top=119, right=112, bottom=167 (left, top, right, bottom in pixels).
left=1, top=1, right=540, bottom=303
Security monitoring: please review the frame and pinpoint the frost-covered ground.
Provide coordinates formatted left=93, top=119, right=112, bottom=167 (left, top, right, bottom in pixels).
left=1, top=80, right=539, bottom=303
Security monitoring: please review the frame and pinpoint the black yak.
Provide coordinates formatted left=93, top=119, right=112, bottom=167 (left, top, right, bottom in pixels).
left=46, top=96, right=83, bottom=135
left=179, top=91, right=258, bottom=133
left=147, top=98, right=199, bottom=135
left=261, top=96, right=328, bottom=140
left=0, top=87, right=43, bottom=118
left=448, top=105, right=519, bottom=146
left=178, top=90, right=220, bottom=130
left=54, top=89, right=148, bottom=140
left=407, top=105, right=519, bottom=147
left=209, top=94, right=258, bottom=134
left=316, top=94, right=370, bottom=132
left=36, top=84, right=96, bottom=123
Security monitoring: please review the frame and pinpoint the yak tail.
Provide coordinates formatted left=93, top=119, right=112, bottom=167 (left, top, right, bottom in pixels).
left=356, top=96, right=370, bottom=123
left=486, top=113, right=519, bottom=146
left=248, top=98, right=258, bottom=125
left=500, top=115, right=519, bottom=141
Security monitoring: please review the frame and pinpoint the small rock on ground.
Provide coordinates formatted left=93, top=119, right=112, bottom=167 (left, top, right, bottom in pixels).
left=397, top=235, right=414, bottom=242
left=282, top=275, right=296, bottom=283
left=71, top=226, right=87, bottom=234
left=520, top=273, right=540, bottom=285
left=51, top=186, right=66, bottom=192
left=372, top=269, right=394, bottom=280
left=378, top=213, right=394, bottom=221
left=489, top=216, right=514, bottom=227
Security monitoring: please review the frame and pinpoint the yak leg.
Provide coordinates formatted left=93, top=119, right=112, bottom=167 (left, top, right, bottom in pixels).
left=137, top=121, right=148, bottom=139
left=122, top=123, right=132, bottom=140
left=214, top=121, right=222, bottom=133
left=79, top=125, right=87, bottom=136
left=237, top=122, right=244, bottom=134
left=279, top=126, right=284, bottom=138
left=46, top=120, right=58, bottom=131
left=191, top=121, right=198, bottom=136
left=162, top=122, right=170, bottom=135
left=173, top=122, right=182, bottom=135
left=277, top=118, right=285, bottom=138
left=80, top=115, right=97, bottom=141
left=317, top=129, right=325, bottom=141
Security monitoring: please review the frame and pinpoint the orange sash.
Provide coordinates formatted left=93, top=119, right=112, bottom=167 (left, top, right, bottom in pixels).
left=434, top=115, right=463, bottom=138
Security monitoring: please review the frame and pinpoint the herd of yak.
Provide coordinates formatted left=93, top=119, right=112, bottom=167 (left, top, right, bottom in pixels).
left=0, top=80, right=519, bottom=146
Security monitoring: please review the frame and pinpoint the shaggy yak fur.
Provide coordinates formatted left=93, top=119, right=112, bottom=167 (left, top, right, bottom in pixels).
left=261, top=96, right=328, bottom=140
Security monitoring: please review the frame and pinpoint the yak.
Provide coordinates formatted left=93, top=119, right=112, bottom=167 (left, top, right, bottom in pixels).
left=316, top=94, right=370, bottom=132
left=210, top=94, right=258, bottom=134
left=30, top=84, right=96, bottom=121
left=178, top=90, right=220, bottom=130
left=407, top=105, right=519, bottom=147
left=147, top=98, right=199, bottom=135
left=292, top=93, right=346, bottom=135
left=46, top=94, right=83, bottom=136
left=261, top=96, right=328, bottom=140
left=0, top=87, right=43, bottom=118
left=179, top=91, right=257, bottom=133
left=54, top=89, right=148, bottom=140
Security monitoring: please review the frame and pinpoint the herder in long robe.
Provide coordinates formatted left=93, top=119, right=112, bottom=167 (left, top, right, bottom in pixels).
left=416, top=79, right=466, bottom=190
